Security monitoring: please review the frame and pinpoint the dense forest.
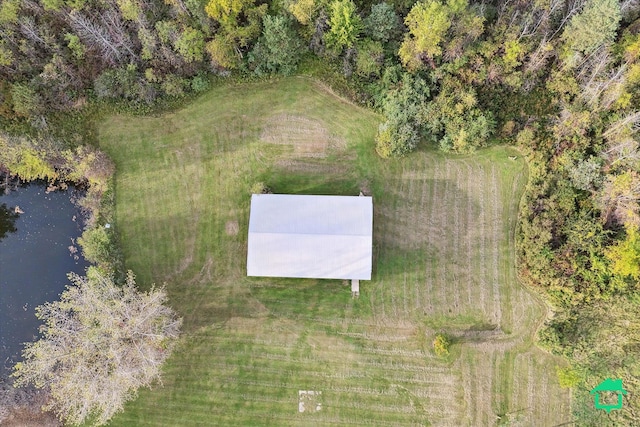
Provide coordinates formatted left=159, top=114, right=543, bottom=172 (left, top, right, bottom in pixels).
left=2, top=0, right=640, bottom=423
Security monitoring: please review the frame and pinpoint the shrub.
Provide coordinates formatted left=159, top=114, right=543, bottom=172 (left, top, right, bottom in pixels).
left=375, top=73, right=430, bottom=157
left=175, top=27, right=205, bottom=63
left=355, top=39, right=383, bottom=78
left=93, top=66, right=139, bottom=100
left=93, top=70, right=119, bottom=98
left=374, top=122, right=394, bottom=158
left=8, top=148, right=58, bottom=181
left=437, top=109, right=495, bottom=153
left=556, top=366, right=582, bottom=388
left=64, top=146, right=115, bottom=193
left=250, top=181, right=271, bottom=194
left=10, top=83, right=41, bottom=117
left=423, top=80, right=495, bottom=153
left=190, top=75, right=209, bottom=93
left=64, top=33, right=85, bottom=60
left=375, top=120, right=419, bottom=158
left=433, top=333, right=450, bottom=356
left=161, top=74, right=186, bottom=97
left=78, top=226, right=111, bottom=268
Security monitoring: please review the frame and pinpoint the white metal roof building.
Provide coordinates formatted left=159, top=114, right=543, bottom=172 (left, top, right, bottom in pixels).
left=247, top=194, right=373, bottom=280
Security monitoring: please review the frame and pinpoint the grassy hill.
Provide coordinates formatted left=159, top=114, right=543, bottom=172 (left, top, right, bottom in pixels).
left=98, top=77, right=571, bottom=426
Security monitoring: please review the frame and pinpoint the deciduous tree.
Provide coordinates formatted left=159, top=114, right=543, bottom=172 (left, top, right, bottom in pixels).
left=174, top=26, right=205, bottom=63
left=206, top=34, right=240, bottom=68
left=398, top=0, right=453, bottom=70
left=10, top=82, right=40, bottom=117
left=375, top=73, right=430, bottom=157
left=249, top=15, right=305, bottom=76
left=606, top=226, right=640, bottom=281
left=288, top=0, right=319, bottom=26
left=363, top=2, right=398, bottom=44
left=205, top=0, right=254, bottom=27
left=0, top=0, right=20, bottom=24
left=324, top=0, right=362, bottom=52
left=561, top=0, right=621, bottom=64
left=599, top=170, right=640, bottom=228
left=567, top=157, right=602, bottom=191
left=355, top=39, right=383, bottom=77
left=12, top=269, right=182, bottom=426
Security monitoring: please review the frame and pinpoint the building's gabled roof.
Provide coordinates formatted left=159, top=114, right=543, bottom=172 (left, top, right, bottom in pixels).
left=247, top=194, right=373, bottom=280
left=590, top=378, right=627, bottom=394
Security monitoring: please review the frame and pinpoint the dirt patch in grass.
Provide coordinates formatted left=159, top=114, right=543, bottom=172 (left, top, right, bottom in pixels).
left=260, top=114, right=346, bottom=158
left=298, top=390, right=322, bottom=413
left=225, top=220, right=239, bottom=236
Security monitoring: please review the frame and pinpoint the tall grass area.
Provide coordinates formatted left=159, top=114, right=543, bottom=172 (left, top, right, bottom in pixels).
left=99, top=77, right=571, bottom=426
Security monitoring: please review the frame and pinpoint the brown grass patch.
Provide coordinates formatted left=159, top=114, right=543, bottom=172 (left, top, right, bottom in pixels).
left=187, top=255, right=215, bottom=285
left=260, top=114, right=346, bottom=158
left=225, top=220, right=239, bottom=236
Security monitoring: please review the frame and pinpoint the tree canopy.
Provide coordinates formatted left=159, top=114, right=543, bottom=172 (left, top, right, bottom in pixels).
left=12, top=269, right=182, bottom=426
left=398, top=0, right=473, bottom=70
left=249, top=15, right=305, bottom=75
left=562, top=0, right=622, bottom=59
left=324, top=0, right=362, bottom=52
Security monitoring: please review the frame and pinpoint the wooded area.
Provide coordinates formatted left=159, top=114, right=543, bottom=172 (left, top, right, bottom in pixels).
left=1, top=0, right=640, bottom=423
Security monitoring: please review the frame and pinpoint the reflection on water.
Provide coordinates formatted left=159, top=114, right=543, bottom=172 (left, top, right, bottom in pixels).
left=0, top=183, right=88, bottom=376
left=0, top=203, right=19, bottom=241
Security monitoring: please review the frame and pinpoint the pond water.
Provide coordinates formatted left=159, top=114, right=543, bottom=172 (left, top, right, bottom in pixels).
left=0, top=183, right=88, bottom=376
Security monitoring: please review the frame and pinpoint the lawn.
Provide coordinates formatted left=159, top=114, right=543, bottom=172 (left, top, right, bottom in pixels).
left=98, top=77, right=571, bottom=426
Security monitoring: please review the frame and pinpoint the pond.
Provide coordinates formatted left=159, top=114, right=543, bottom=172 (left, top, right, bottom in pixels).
left=0, top=182, right=88, bottom=376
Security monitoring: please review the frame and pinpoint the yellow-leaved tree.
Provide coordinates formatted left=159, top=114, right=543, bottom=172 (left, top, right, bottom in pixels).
left=398, top=0, right=468, bottom=70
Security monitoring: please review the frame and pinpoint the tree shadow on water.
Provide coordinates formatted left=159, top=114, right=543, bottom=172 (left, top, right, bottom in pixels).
left=0, top=203, right=19, bottom=242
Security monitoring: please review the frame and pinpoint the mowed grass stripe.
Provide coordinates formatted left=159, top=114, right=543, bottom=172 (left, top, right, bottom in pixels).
left=99, top=78, right=569, bottom=426
left=439, top=162, right=453, bottom=315
left=478, top=163, right=489, bottom=319
left=465, top=161, right=475, bottom=309
left=452, top=162, right=463, bottom=314
left=426, top=160, right=441, bottom=314
left=490, top=164, right=503, bottom=326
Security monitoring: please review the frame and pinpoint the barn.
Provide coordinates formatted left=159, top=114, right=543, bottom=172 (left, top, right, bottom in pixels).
left=247, top=194, right=373, bottom=289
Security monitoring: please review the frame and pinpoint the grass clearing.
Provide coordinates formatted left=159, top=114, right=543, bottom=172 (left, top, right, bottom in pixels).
left=99, top=77, right=571, bottom=426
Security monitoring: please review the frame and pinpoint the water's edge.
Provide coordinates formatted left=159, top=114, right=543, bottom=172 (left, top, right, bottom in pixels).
left=0, top=181, right=88, bottom=376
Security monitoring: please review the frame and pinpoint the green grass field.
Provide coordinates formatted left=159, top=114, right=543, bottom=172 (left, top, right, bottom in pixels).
left=98, top=77, right=571, bottom=426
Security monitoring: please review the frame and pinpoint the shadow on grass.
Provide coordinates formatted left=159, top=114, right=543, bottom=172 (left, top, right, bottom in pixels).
left=248, top=277, right=355, bottom=320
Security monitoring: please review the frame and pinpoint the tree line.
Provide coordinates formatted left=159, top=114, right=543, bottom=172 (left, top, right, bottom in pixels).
left=2, top=0, right=640, bottom=424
